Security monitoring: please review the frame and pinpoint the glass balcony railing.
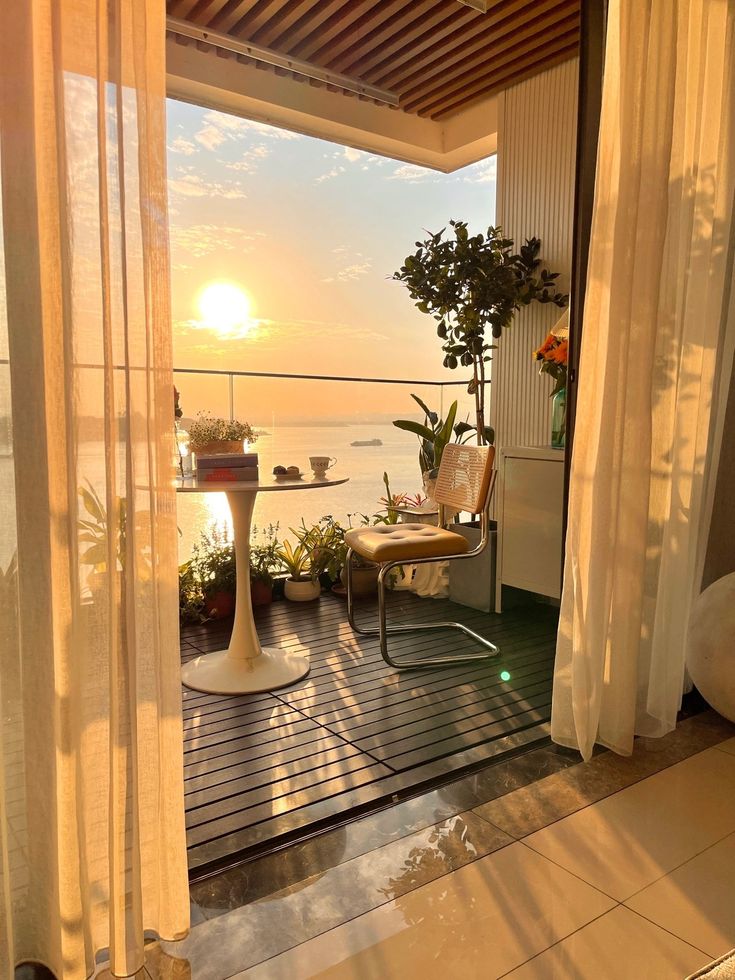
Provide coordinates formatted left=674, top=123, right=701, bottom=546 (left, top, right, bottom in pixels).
left=173, top=366, right=480, bottom=561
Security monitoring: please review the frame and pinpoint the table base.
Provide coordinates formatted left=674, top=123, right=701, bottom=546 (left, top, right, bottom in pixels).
left=181, top=648, right=310, bottom=695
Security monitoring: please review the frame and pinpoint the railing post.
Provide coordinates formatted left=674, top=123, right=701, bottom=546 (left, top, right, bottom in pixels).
left=229, top=373, right=234, bottom=421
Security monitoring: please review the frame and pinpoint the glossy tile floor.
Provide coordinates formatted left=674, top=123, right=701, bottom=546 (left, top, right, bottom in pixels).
left=134, top=710, right=735, bottom=980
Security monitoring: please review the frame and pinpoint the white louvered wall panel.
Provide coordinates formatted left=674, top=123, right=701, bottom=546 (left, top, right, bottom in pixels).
left=491, top=58, right=579, bottom=453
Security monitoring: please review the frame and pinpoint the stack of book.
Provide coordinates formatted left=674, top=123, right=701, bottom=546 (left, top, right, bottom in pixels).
left=196, top=452, right=259, bottom=483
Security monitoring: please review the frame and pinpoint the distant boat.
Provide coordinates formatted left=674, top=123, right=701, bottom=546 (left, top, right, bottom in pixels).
left=351, top=438, right=383, bottom=447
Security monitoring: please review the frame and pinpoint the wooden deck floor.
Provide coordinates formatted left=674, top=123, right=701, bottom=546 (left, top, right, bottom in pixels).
left=180, top=591, right=558, bottom=874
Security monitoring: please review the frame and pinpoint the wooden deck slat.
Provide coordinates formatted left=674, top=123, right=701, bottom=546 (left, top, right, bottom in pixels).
left=185, top=723, right=552, bottom=870
left=181, top=592, right=557, bottom=871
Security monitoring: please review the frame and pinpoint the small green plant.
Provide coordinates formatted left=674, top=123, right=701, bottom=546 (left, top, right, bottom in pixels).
left=178, top=524, right=236, bottom=624
left=189, top=412, right=257, bottom=450
left=277, top=539, right=313, bottom=582
left=178, top=559, right=208, bottom=624
left=250, top=523, right=282, bottom=585
left=78, top=481, right=126, bottom=571
left=188, top=525, right=236, bottom=597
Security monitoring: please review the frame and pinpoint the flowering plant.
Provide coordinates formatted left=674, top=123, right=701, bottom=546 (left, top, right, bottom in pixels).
left=533, top=332, right=568, bottom=396
left=189, top=412, right=257, bottom=450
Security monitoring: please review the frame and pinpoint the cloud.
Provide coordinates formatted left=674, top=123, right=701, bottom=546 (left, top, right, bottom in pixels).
left=169, top=224, right=264, bottom=262
left=194, top=124, right=226, bottom=151
left=167, top=169, right=247, bottom=200
left=462, top=157, right=496, bottom=184
left=388, top=163, right=436, bottom=183
left=199, top=110, right=302, bottom=144
left=322, top=256, right=372, bottom=283
left=223, top=144, right=270, bottom=173
left=315, top=165, right=346, bottom=184
left=174, top=315, right=386, bottom=351
left=343, top=146, right=362, bottom=162
left=168, top=136, right=197, bottom=156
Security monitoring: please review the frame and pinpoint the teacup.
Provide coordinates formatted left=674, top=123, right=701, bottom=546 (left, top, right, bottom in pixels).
left=310, top=455, right=337, bottom=478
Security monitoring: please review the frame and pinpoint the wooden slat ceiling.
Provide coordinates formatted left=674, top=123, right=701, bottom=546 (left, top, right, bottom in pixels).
left=167, top=0, right=580, bottom=120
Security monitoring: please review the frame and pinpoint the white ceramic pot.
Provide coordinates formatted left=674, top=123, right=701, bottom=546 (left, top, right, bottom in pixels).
left=284, top=577, right=321, bottom=602
left=687, top=572, right=735, bottom=722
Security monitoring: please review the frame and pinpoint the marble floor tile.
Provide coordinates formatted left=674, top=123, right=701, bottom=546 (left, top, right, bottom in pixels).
left=158, top=812, right=511, bottom=978
left=190, top=742, right=578, bottom=918
left=525, top=747, right=735, bottom=901
left=716, top=736, right=735, bottom=757
left=475, top=712, right=735, bottom=840
left=235, top=842, right=615, bottom=980
left=503, top=905, right=709, bottom=980
left=473, top=753, right=640, bottom=839
left=626, top=832, right=735, bottom=958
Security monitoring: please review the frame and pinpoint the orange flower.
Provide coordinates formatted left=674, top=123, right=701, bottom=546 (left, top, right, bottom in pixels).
left=549, top=339, right=568, bottom=364
left=533, top=333, right=557, bottom=361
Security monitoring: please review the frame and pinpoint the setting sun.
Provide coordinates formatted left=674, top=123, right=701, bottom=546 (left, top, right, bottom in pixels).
left=197, top=281, right=255, bottom=338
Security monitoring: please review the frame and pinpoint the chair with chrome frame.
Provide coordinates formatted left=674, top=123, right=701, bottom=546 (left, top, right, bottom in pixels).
left=344, top=443, right=499, bottom=669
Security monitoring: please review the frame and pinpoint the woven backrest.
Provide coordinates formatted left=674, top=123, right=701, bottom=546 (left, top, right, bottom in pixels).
left=434, top=443, right=495, bottom=514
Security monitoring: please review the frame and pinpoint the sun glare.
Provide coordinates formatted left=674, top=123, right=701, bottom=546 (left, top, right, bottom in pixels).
left=197, top=281, right=255, bottom=338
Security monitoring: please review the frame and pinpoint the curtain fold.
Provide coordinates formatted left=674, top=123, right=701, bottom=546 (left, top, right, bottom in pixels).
left=0, top=1, right=189, bottom=977
left=553, top=0, right=735, bottom=760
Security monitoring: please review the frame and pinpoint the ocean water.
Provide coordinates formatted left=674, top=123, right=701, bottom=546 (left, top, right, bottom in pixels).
left=176, top=423, right=424, bottom=560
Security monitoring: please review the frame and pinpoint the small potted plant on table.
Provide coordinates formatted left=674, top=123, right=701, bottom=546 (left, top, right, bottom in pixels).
left=189, top=412, right=256, bottom=456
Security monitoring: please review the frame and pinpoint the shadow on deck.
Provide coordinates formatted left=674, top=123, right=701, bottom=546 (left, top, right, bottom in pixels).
left=180, top=590, right=558, bottom=876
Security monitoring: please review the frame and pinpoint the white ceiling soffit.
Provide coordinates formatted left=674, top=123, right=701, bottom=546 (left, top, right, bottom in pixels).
left=165, top=35, right=497, bottom=173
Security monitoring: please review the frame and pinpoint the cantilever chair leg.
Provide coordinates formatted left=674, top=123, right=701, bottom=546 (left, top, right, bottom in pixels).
left=346, top=547, right=500, bottom=670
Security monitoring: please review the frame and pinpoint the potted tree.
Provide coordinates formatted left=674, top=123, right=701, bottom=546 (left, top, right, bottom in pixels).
left=392, top=222, right=568, bottom=445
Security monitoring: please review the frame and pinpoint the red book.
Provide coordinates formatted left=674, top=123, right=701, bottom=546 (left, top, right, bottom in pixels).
left=200, top=467, right=259, bottom=483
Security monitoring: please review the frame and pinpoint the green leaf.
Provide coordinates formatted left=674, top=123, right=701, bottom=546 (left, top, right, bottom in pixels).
left=410, top=393, right=434, bottom=421
left=80, top=543, right=108, bottom=565
left=79, top=485, right=105, bottom=523
left=393, top=419, right=436, bottom=441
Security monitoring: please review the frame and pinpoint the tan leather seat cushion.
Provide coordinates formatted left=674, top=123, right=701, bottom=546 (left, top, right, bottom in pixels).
left=344, top=523, right=470, bottom=563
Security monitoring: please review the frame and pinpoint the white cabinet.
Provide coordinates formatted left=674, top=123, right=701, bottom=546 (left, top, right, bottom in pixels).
left=495, top=446, right=565, bottom=613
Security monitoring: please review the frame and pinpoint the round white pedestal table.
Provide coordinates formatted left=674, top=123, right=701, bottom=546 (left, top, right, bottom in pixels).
left=177, top=474, right=348, bottom=695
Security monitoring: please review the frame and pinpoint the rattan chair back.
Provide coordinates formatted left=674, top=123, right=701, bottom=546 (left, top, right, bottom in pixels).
left=434, top=443, right=495, bottom=515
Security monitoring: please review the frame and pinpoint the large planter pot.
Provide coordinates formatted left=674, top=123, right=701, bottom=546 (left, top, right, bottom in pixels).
left=193, top=439, right=243, bottom=456
left=339, top=562, right=379, bottom=596
left=250, top=580, right=273, bottom=607
left=448, top=520, right=497, bottom=612
left=204, top=591, right=235, bottom=619
left=284, top=577, right=321, bottom=602
left=687, top=572, right=735, bottom=722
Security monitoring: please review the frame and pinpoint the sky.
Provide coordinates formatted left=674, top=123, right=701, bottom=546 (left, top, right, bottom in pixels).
left=167, top=99, right=496, bottom=424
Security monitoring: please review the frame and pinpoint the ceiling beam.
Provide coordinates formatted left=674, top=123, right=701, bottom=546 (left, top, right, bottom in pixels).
left=166, top=15, right=400, bottom=105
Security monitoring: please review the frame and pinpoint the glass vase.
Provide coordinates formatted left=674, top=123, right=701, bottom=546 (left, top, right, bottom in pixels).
left=551, top=387, right=566, bottom=449
left=175, top=421, right=193, bottom=478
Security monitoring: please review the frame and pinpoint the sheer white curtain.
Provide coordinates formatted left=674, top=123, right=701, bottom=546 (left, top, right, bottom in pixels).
left=553, top=0, right=735, bottom=760
left=0, top=2, right=189, bottom=978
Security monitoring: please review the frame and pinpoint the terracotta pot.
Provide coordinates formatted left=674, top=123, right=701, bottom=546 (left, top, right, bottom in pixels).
left=284, top=578, right=321, bottom=602
left=250, top=580, right=273, bottom=607
left=193, top=439, right=243, bottom=456
left=204, top=591, right=235, bottom=618
left=340, top=562, right=379, bottom=595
